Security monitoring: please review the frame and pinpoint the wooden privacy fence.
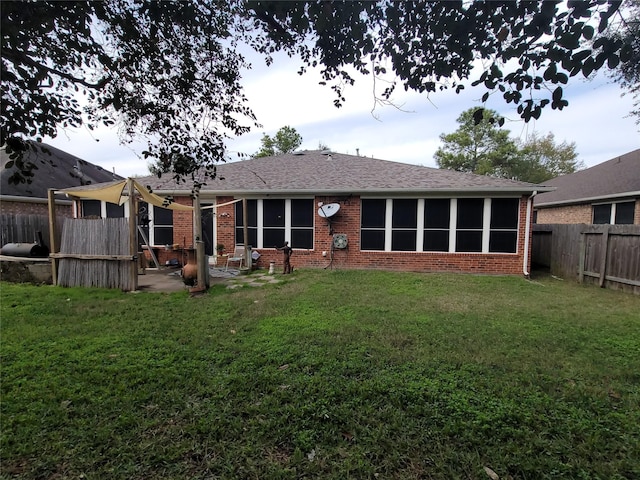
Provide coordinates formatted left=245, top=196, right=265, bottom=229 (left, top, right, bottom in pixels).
left=1, top=213, right=63, bottom=247
left=533, top=224, right=640, bottom=294
left=52, top=218, right=136, bottom=290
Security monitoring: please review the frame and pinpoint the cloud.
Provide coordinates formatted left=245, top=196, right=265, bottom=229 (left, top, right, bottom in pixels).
left=45, top=49, right=639, bottom=177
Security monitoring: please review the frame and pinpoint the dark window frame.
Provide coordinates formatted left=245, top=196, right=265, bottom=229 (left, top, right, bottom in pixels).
left=424, top=198, right=450, bottom=252
left=361, top=199, right=387, bottom=251
left=152, top=205, right=173, bottom=246
left=291, top=199, right=314, bottom=249
left=488, top=198, right=519, bottom=253
left=455, top=198, right=484, bottom=252
left=391, top=199, right=418, bottom=251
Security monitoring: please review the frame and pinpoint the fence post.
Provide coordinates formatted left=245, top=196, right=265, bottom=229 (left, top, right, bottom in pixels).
left=578, top=231, right=586, bottom=284
left=598, top=225, right=610, bottom=288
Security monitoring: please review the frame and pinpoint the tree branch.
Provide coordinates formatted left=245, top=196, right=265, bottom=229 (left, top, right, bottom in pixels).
left=3, top=48, right=111, bottom=90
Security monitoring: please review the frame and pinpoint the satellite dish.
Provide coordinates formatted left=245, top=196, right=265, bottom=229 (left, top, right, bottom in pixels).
left=318, top=203, right=340, bottom=218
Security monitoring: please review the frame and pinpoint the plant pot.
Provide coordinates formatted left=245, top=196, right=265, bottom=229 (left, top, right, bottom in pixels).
left=181, top=249, right=197, bottom=286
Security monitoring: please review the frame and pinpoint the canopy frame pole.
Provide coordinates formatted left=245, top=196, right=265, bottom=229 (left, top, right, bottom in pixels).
left=47, top=188, right=59, bottom=285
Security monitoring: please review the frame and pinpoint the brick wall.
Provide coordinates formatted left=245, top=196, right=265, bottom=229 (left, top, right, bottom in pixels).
left=166, top=194, right=532, bottom=275
left=536, top=199, right=640, bottom=225
left=535, top=204, right=592, bottom=224
left=1, top=199, right=72, bottom=217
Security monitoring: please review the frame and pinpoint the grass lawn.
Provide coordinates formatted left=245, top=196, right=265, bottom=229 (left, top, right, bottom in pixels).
left=2, top=270, right=639, bottom=479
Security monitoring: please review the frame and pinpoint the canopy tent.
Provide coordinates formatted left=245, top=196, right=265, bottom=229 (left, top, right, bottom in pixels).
left=50, top=179, right=248, bottom=292
left=58, top=179, right=194, bottom=211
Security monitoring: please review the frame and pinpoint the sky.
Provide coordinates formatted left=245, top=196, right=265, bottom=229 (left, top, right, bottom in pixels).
left=45, top=49, right=639, bottom=179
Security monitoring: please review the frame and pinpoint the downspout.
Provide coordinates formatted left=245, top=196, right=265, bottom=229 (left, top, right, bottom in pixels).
left=523, top=190, right=538, bottom=278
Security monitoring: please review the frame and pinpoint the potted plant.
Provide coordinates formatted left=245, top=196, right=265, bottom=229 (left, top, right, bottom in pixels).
left=215, top=244, right=225, bottom=255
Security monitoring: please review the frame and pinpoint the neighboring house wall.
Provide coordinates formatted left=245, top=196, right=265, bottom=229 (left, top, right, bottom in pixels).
left=168, top=194, right=532, bottom=275
left=1, top=199, right=72, bottom=217
left=536, top=198, right=640, bottom=225
left=536, top=204, right=592, bottom=224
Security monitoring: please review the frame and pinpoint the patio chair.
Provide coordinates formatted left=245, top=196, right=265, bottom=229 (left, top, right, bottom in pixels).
left=225, top=245, right=244, bottom=271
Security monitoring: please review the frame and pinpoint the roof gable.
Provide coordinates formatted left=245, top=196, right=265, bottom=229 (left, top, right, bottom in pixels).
left=1, top=143, right=122, bottom=199
left=139, top=150, right=545, bottom=195
left=534, top=149, right=640, bottom=206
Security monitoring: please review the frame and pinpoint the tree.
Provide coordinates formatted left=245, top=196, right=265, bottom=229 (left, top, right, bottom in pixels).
left=254, top=126, right=302, bottom=157
left=249, top=1, right=634, bottom=120
left=2, top=1, right=256, bottom=184
left=2, top=1, right=634, bottom=183
left=434, top=108, right=520, bottom=177
left=609, top=3, right=640, bottom=124
left=514, top=132, right=583, bottom=183
left=435, top=108, right=582, bottom=182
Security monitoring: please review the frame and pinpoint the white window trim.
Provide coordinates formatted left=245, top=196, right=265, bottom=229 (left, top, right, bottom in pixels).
left=361, top=197, right=521, bottom=254
left=149, top=205, right=173, bottom=247
left=240, top=198, right=314, bottom=249
left=80, top=199, right=128, bottom=219
left=592, top=200, right=635, bottom=225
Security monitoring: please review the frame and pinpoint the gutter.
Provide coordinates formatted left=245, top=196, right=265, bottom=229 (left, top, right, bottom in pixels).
left=0, top=194, right=73, bottom=205
left=523, top=190, right=538, bottom=278
left=151, top=186, right=555, bottom=197
left=534, top=190, right=640, bottom=208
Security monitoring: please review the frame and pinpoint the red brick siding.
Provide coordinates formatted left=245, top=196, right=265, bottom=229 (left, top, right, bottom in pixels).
left=536, top=204, right=592, bottom=224
left=171, top=196, right=194, bottom=247
left=168, top=194, right=532, bottom=275
left=214, top=196, right=237, bottom=252
left=1, top=200, right=72, bottom=217
left=536, top=199, right=640, bottom=225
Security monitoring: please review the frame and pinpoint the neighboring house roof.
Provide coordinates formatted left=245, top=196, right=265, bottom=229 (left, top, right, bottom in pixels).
left=1, top=142, right=122, bottom=200
left=534, top=148, right=640, bottom=207
left=138, top=150, right=549, bottom=196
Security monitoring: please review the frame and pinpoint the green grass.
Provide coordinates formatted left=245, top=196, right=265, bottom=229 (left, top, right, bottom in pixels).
left=2, top=270, right=639, bottom=479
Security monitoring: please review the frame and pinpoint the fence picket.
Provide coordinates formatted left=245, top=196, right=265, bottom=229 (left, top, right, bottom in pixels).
left=533, top=224, right=640, bottom=294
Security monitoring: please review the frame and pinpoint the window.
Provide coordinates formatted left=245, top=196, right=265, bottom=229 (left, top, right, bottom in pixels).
left=235, top=199, right=314, bottom=249
left=593, top=201, right=636, bottom=225
left=392, top=199, right=418, bottom=251
left=362, top=197, right=520, bottom=254
left=106, top=203, right=125, bottom=218
left=235, top=199, right=258, bottom=248
left=593, top=204, right=612, bottom=224
left=424, top=199, right=450, bottom=252
left=263, top=199, right=285, bottom=248
left=291, top=199, right=314, bottom=249
left=80, top=200, right=124, bottom=218
left=489, top=198, right=519, bottom=253
left=361, top=199, right=386, bottom=250
left=615, top=201, right=635, bottom=224
left=137, top=202, right=172, bottom=247
left=81, top=200, right=101, bottom=217
left=153, top=206, right=173, bottom=246
left=456, top=198, right=484, bottom=252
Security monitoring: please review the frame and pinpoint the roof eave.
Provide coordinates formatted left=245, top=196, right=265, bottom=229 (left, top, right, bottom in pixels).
left=535, top=190, right=640, bottom=208
left=0, top=194, right=73, bottom=205
left=152, top=186, right=550, bottom=197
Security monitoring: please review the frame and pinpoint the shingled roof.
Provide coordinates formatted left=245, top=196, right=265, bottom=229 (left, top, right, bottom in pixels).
left=534, top=148, right=640, bottom=207
left=140, top=150, right=548, bottom=196
left=1, top=142, right=122, bottom=200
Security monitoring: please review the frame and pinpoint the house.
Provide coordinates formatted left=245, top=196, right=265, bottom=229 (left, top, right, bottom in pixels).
left=533, top=149, right=640, bottom=225
left=109, top=150, right=550, bottom=275
left=1, top=142, right=122, bottom=217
